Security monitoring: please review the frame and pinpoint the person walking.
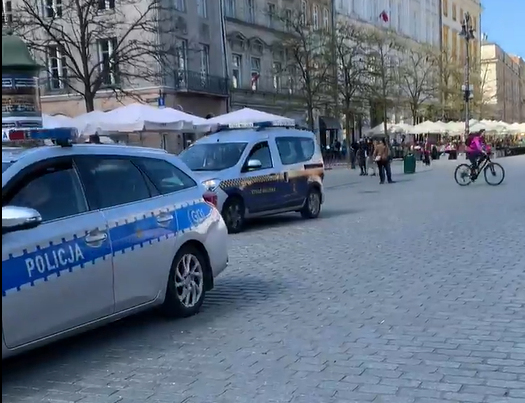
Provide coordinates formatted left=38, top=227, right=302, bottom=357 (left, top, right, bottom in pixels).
left=357, top=139, right=367, bottom=175
left=366, top=138, right=376, bottom=176
left=373, top=139, right=395, bottom=184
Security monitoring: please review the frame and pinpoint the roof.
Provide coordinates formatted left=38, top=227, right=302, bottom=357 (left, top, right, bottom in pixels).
left=2, top=143, right=168, bottom=164
left=196, top=127, right=314, bottom=144
left=2, top=32, right=42, bottom=70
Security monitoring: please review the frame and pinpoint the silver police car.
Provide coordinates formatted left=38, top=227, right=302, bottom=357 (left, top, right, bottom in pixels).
left=2, top=128, right=228, bottom=359
left=179, top=122, right=325, bottom=233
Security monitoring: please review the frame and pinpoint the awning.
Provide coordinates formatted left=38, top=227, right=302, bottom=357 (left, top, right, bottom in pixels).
left=319, top=116, right=341, bottom=130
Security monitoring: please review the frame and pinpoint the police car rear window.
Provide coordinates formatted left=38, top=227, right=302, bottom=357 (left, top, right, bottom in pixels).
left=180, top=142, right=248, bottom=171
left=2, top=162, right=11, bottom=173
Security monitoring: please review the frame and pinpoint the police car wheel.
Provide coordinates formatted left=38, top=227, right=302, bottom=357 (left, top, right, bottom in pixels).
left=162, top=245, right=207, bottom=318
left=222, top=197, right=245, bottom=234
left=301, top=187, right=321, bottom=219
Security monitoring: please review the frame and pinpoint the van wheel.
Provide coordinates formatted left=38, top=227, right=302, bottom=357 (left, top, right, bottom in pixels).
left=301, top=187, right=321, bottom=219
left=222, top=196, right=245, bottom=234
left=162, top=245, right=207, bottom=318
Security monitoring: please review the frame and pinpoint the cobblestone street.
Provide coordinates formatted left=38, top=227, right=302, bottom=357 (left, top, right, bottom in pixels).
left=3, top=156, right=525, bottom=403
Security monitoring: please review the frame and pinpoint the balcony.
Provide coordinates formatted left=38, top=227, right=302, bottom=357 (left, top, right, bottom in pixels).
left=174, top=70, right=229, bottom=97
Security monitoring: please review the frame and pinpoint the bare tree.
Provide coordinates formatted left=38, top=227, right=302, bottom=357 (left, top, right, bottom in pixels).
left=12, top=0, right=172, bottom=112
left=437, top=48, right=464, bottom=120
left=399, top=45, right=439, bottom=124
left=472, top=61, right=498, bottom=119
left=332, top=21, right=368, bottom=146
left=362, top=28, right=404, bottom=137
left=279, top=8, right=333, bottom=131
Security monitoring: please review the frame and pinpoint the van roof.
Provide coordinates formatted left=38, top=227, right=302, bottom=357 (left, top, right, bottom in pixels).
left=196, top=127, right=315, bottom=144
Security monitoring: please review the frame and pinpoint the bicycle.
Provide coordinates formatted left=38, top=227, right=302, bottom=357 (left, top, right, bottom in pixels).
left=454, top=153, right=505, bottom=186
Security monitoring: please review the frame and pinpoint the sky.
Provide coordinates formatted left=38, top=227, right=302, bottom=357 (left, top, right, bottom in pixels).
left=481, top=0, right=524, bottom=57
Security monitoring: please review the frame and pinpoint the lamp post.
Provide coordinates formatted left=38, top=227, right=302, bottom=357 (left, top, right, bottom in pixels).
left=460, top=12, right=475, bottom=141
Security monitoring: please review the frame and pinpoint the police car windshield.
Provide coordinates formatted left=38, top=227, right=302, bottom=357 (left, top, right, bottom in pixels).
left=180, top=142, right=248, bottom=171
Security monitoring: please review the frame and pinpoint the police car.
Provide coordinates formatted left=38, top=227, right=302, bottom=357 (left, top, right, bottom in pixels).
left=179, top=121, right=325, bottom=233
left=1, top=128, right=228, bottom=359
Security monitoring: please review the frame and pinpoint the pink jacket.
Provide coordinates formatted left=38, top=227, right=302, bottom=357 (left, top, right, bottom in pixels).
left=466, top=136, right=485, bottom=153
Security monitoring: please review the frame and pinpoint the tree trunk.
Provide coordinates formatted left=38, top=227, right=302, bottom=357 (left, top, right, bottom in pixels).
left=84, top=93, right=96, bottom=113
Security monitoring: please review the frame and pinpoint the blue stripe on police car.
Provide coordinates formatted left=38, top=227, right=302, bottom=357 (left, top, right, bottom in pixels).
left=2, top=201, right=213, bottom=296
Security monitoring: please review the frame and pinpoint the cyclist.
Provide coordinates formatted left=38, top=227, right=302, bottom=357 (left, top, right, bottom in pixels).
left=465, top=130, right=487, bottom=175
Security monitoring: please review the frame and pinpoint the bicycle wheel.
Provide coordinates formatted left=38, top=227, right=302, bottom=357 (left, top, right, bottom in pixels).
left=484, top=162, right=505, bottom=186
left=454, top=164, right=472, bottom=186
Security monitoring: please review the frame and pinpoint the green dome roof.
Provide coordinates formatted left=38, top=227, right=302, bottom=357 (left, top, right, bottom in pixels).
left=2, top=31, right=42, bottom=70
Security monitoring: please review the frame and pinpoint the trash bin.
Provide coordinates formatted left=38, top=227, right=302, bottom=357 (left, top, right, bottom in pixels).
left=404, top=154, right=416, bottom=174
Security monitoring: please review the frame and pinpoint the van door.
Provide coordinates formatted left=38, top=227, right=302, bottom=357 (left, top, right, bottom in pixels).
left=240, top=141, right=284, bottom=213
left=2, top=158, right=114, bottom=348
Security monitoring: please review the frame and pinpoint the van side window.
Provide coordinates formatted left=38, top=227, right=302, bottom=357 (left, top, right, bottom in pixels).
left=275, top=137, right=315, bottom=165
left=245, top=141, right=273, bottom=170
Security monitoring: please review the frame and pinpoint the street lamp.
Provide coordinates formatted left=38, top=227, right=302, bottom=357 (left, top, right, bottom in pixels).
left=460, top=12, right=475, bottom=141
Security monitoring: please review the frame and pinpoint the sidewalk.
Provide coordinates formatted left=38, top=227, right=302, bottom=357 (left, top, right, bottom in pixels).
left=324, top=160, right=432, bottom=189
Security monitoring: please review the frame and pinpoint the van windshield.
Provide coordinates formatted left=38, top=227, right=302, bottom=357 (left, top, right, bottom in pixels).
left=180, top=142, right=248, bottom=171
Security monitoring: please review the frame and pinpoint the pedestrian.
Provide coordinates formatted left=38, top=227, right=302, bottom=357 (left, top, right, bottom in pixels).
left=366, top=138, right=376, bottom=176
left=373, top=139, right=395, bottom=184
left=357, top=139, right=367, bottom=175
left=350, top=140, right=359, bottom=169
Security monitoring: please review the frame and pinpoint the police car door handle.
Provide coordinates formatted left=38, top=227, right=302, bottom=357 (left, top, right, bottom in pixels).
left=156, top=213, right=173, bottom=224
left=85, top=231, right=108, bottom=244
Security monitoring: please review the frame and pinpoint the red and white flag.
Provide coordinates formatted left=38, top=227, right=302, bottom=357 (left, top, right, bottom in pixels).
left=251, top=73, right=260, bottom=84
left=379, top=10, right=389, bottom=23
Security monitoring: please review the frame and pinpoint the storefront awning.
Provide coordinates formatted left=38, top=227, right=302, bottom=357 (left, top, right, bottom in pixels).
left=319, top=116, right=341, bottom=130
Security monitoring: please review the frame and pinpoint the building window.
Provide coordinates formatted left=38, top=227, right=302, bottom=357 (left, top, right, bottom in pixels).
left=312, top=4, right=319, bottom=29
left=287, top=66, right=295, bottom=94
left=98, top=0, right=115, bottom=11
left=45, top=0, right=62, bottom=18
left=224, top=0, right=235, bottom=18
left=322, top=8, right=329, bottom=29
left=200, top=44, right=209, bottom=76
left=197, top=0, right=207, bottom=18
left=443, top=0, right=448, bottom=17
left=459, top=8, right=463, bottom=23
left=301, top=0, right=307, bottom=25
left=174, top=0, right=186, bottom=12
left=176, top=39, right=187, bottom=71
left=268, top=3, right=276, bottom=27
left=232, top=54, right=242, bottom=88
left=250, top=57, right=260, bottom=90
left=272, top=62, right=281, bottom=90
left=472, top=16, right=477, bottom=32
left=285, top=8, right=292, bottom=30
left=452, top=3, right=456, bottom=21
left=97, top=38, right=118, bottom=86
left=47, top=45, right=67, bottom=90
left=246, top=0, right=255, bottom=23
left=3, top=0, right=13, bottom=25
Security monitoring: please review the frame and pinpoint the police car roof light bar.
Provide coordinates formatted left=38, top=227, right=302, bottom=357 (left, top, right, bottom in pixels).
left=215, top=120, right=296, bottom=132
left=2, top=127, right=77, bottom=146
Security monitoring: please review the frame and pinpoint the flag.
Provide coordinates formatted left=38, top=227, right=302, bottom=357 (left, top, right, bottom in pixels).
left=251, top=73, right=260, bottom=84
left=379, top=10, right=389, bottom=22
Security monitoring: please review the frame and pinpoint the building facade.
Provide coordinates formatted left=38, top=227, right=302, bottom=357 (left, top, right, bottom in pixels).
left=15, top=0, right=229, bottom=118
left=440, top=0, right=482, bottom=71
left=511, top=55, right=525, bottom=122
left=480, top=43, right=523, bottom=122
left=223, top=0, right=333, bottom=124
left=335, top=0, right=441, bottom=127
left=336, top=0, right=441, bottom=48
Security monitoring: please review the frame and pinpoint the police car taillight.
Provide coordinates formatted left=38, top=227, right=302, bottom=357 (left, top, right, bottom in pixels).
left=203, top=191, right=218, bottom=207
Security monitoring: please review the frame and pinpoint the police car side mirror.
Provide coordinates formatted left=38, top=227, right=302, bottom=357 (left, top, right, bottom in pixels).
left=2, top=206, right=42, bottom=234
left=245, top=159, right=262, bottom=171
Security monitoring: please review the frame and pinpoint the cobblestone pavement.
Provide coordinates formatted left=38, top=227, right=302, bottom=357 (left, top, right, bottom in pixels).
left=3, top=156, right=525, bottom=403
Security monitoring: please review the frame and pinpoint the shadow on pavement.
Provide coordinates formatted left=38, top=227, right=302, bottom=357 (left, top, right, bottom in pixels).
left=243, top=208, right=361, bottom=232
left=2, top=277, right=286, bottom=382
